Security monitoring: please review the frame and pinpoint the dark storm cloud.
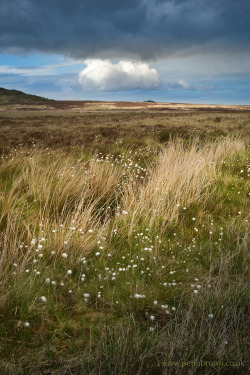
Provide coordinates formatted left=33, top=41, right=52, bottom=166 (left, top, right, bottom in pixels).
left=0, top=0, right=249, bottom=60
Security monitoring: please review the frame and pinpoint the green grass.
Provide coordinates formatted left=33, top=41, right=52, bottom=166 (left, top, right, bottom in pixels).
left=0, top=109, right=249, bottom=374
left=0, top=87, right=52, bottom=105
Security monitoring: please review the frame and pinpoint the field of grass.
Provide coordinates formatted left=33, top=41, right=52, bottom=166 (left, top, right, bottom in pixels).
left=0, top=105, right=249, bottom=374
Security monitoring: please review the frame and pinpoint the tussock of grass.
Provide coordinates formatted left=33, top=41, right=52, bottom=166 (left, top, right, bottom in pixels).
left=0, top=134, right=249, bottom=374
left=122, top=138, right=245, bottom=234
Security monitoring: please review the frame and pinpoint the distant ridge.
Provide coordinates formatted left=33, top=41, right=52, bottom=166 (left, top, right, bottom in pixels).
left=0, top=87, right=53, bottom=104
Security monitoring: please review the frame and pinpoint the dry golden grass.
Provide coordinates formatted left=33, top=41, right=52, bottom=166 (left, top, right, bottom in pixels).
left=0, top=107, right=249, bottom=374
left=123, top=138, right=245, bottom=234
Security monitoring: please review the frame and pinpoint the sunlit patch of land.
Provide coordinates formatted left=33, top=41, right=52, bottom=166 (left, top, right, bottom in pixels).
left=1, top=98, right=250, bottom=114
left=0, top=99, right=249, bottom=374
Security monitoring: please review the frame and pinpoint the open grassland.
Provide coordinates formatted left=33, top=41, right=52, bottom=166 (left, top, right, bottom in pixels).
left=0, top=105, right=249, bottom=374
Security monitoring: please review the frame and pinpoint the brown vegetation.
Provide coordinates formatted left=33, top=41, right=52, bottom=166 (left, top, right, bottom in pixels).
left=0, top=102, right=249, bottom=374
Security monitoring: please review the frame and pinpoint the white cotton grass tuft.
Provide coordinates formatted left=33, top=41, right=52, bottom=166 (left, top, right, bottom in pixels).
left=62, top=253, right=68, bottom=258
left=134, top=294, right=145, bottom=299
left=24, top=322, right=30, bottom=327
left=40, top=296, right=47, bottom=302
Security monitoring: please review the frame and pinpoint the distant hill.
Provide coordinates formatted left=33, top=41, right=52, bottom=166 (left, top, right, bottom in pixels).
left=0, top=87, right=53, bottom=105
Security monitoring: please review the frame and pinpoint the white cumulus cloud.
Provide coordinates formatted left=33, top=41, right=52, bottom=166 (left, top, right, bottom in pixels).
left=78, top=59, right=160, bottom=91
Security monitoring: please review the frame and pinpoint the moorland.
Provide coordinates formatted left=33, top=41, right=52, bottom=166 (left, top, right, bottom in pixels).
left=0, top=91, right=249, bottom=374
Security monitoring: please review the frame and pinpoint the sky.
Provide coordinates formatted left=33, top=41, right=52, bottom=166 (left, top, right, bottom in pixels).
left=0, top=0, right=250, bottom=104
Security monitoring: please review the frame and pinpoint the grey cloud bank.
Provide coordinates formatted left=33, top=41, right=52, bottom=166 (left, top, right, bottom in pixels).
left=0, top=0, right=249, bottom=60
left=1, top=0, right=250, bottom=103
